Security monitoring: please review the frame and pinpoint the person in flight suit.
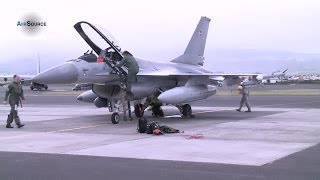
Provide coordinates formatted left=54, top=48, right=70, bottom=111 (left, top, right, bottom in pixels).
left=115, top=51, right=139, bottom=95
left=3, top=75, right=25, bottom=128
left=235, top=84, right=251, bottom=112
left=146, top=96, right=164, bottom=117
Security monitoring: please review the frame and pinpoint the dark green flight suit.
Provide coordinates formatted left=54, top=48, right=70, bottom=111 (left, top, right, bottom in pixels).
left=4, top=81, right=25, bottom=128
left=146, top=96, right=164, bottom=117
left=115, top=55, right=139, bottom=93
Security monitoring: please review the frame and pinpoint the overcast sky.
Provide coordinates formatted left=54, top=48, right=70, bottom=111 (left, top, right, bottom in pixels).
left=0, top=0, right=320, bottom=72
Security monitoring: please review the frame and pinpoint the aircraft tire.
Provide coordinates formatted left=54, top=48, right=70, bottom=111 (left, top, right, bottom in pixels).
left=111, top=113, right=120, bottom=124
left=182, top=104, right=192, bottom=117
left=134, top=104, right=144, bottom=118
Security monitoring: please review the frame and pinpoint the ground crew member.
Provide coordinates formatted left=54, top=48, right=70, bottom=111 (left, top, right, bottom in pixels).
left=146, top=96, right=164, bottom=117
left=236, top=84, right=251, bottom=112
left=2, top=77, right=8, bottom=89
left=3, top=75, right=25, bottom=128
left=115, top=51, right=139, bottom=94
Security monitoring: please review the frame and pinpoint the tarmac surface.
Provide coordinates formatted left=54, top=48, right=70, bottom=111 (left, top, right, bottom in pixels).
left=0, top=84, right=319, bottom=180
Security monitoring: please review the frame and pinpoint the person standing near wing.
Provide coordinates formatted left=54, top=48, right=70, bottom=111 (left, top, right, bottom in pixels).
left=236, top=84, right=251, bottom=112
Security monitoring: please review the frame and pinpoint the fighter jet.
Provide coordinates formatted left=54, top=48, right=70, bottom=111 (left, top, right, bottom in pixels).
left=237, top=69, right=288, bottom=87
left=256, top=69, right=288, bottom=81
left=32, top=16, right=279, bottom=124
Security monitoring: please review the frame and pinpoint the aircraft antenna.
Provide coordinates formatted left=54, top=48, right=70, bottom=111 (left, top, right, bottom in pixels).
left=37, top=52, right=41, bottom=74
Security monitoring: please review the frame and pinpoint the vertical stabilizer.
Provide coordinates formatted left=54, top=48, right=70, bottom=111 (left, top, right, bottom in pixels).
left=171, top=16, right=211, bottom=66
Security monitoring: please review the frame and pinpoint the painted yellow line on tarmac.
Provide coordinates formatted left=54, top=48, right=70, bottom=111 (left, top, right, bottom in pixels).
left=43, top=91, right=83, bottom=95
left=0, top=108, right=230, bottom=141
left=0, top=124, right=108, bottom=141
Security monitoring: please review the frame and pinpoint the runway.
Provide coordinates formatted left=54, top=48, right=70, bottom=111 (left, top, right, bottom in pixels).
left=0, top=84, right=319, bottom=179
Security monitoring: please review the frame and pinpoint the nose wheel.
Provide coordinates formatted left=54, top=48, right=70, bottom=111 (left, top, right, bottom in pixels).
left=111, top=112, right=120, bottom=124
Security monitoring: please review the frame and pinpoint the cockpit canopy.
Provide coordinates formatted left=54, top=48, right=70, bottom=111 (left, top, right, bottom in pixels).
left=74, top=21, right=123, bottom=62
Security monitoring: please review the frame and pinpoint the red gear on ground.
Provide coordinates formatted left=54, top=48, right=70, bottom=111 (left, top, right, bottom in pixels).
left=153, top=129, right=162, bottom=135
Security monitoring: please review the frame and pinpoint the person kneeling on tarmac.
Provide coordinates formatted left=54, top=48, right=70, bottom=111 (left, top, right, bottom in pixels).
left=146, top=96, right=164, bottom=117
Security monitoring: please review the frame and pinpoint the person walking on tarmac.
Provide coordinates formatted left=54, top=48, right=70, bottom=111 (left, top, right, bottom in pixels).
left=3, top=75, right=25, bottom=128
left=115, top=51, right=139, bottom=95
left=235, top=84, right=252, bottom=112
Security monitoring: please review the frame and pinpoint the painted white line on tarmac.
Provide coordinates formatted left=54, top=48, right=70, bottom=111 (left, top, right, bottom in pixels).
left=49, top=124, right=108, bottom=133
left=257, top=100, right=320, bottom=108
left=0, top=124, right=108, bottom=141
left=164, top=109, right=227, bottom=118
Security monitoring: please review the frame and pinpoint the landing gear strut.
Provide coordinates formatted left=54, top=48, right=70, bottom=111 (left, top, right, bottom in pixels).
left=134, top=104, right=144, bottom=118
left=109, top=99, right=131, bottom=124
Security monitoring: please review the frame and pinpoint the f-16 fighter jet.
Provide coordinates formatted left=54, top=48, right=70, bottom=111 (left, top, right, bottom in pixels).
left=32, top=17, right=284, bottom=124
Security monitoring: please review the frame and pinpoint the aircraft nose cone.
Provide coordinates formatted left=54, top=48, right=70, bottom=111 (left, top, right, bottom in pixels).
left=32, top=63, right=79, bottom=84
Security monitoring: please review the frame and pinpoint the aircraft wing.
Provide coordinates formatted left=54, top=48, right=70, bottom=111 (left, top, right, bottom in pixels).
left=137, top=70, right=213, bottom=76
left=137, top=69, right=259, bottom=77
left=137, top=67, right=287, bottom=87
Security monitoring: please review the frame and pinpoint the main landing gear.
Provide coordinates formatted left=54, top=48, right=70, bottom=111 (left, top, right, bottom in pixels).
left=109, top=99, right=130, bottom=124
left=134, top=96, right=165, bottom=118
left=134, top=103, right=193, bottom=119
left=134, top=104, right=144, bottom=118
left=177, top=104, right=194, bottom=118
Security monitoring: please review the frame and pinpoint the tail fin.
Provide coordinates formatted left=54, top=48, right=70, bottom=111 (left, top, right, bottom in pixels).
left=171, top=16, right=211, bottom=66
